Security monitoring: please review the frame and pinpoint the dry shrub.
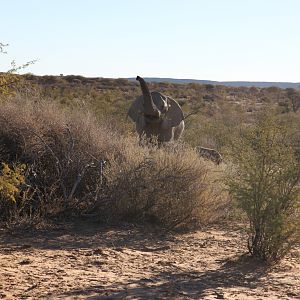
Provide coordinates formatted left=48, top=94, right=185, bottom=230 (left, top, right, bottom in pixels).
left=106, top=143, right=224, bottom=228
left=0, top=96, right=226, bottom=228
left=0, top=98, right=112, bottom=219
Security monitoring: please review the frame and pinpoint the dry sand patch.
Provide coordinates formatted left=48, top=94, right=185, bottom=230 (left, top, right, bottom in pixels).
left=0, top=223, right=299, bottom=299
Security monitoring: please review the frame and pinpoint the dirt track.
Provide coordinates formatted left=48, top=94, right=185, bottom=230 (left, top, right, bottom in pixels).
left=0, top=223, right=299, bottom=299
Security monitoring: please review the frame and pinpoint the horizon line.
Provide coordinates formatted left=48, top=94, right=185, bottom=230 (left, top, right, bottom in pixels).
left=20, top=72, right=300, bottom=84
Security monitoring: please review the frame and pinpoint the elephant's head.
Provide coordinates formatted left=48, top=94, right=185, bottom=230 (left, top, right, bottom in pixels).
left=128, top=76, right=184, bottom=129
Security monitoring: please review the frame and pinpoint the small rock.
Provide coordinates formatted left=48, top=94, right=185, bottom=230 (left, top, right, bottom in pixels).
left=214, top=291, right=225, bottom=299
left=19, top=244, right=32, bottom=250
left=19, top=259, right=31, bottom=265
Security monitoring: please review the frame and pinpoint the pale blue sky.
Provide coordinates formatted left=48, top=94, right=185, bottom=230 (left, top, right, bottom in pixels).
left=1, top=0, right=299, bottom=81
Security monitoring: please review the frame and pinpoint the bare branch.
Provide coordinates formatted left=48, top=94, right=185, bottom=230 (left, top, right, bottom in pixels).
left=184, top=110, right=200, bottom=120
left=0, top=42, right=8, bottom=53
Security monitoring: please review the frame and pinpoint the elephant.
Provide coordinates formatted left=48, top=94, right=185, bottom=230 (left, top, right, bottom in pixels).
left=128, top=76, right=185, bottom=143
left=195, top=146, right=222, bottom=165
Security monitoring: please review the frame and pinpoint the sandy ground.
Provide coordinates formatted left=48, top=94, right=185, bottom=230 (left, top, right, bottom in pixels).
left=0, top=222, right=299, bottom=300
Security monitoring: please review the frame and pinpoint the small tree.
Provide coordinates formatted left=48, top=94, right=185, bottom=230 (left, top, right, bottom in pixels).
left=0, top=42, right=36, bottom=95
left=226, top=115, right=300, bottom=263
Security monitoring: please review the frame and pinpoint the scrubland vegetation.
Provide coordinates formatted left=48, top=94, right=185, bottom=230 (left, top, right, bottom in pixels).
left=0, top=87, right=225, bottom=230
left=0, top=71, right=300, bottom=264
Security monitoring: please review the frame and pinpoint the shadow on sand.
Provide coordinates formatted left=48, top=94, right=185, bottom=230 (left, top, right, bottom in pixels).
left=61, top=256, right=269, bottom=299
left=0, top=222, right=272, bottom=299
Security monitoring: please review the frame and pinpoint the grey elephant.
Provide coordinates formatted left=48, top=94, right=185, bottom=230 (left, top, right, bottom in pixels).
left=128, top=76, right=185, bottom=143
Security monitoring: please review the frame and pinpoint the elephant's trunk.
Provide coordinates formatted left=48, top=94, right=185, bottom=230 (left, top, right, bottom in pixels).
left=136, top=76, right=160, bottom=117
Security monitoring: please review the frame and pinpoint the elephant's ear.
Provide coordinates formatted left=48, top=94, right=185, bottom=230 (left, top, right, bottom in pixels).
left=128, top=96, right=143, bottom=122
left=165, top=97, right=184, bottom=127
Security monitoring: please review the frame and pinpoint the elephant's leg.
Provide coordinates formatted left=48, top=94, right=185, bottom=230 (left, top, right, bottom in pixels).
left=173, top=121, right=185, bottom=141
left=157, top=126, right=175, bottom=143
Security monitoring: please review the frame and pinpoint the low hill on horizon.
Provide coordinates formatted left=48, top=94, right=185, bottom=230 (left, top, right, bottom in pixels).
left=128, top=77, right=300, bottom=89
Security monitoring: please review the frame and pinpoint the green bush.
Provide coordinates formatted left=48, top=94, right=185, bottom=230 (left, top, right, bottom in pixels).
left=0, top=162, right=28, bottom=222
left=0, top=163, right=26, bottom=203
left=226, top=115, right=300, bottom=263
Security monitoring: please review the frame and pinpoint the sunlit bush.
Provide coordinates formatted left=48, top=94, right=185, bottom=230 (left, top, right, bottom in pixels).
left=0, top=163, right=26, bottom=203
left=226, top=115, right=300, bottom=263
